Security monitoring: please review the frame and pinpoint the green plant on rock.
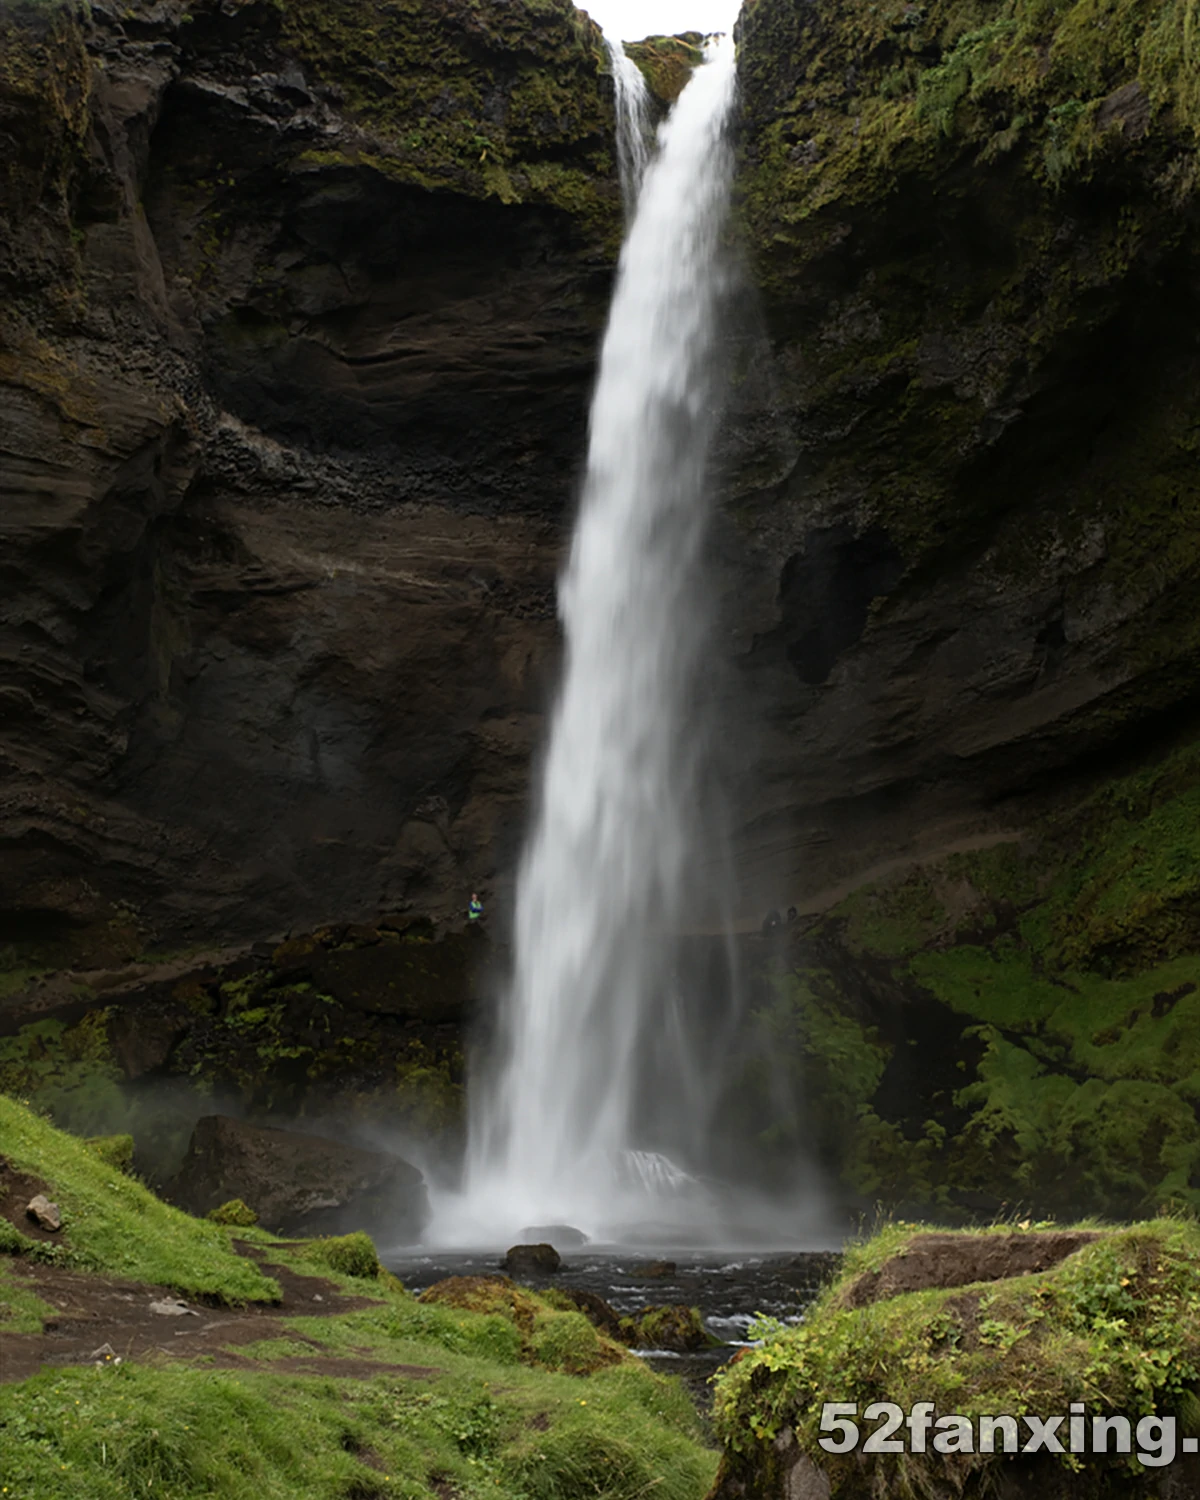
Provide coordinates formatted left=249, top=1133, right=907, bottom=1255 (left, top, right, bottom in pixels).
left=207, top=1198, right=258, bottom=1228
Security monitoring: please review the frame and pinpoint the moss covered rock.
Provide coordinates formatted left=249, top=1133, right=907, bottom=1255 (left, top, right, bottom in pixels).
left=418, top=1274, right=629, bottom=1374
left=710, top=1218, right=1200, bottom=1499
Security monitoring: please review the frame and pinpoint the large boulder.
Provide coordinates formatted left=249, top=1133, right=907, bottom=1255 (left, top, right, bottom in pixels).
left=170, top=1115, right=428, bottom=1240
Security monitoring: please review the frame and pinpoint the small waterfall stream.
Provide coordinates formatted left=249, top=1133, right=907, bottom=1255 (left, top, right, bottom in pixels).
left=603, top=34, right=653, bottom=211
left=450, top=37, right=741, bottom=1244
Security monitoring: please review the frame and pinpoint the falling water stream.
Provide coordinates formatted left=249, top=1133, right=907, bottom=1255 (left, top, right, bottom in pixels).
left=436, top=37, right=741, bottom=1246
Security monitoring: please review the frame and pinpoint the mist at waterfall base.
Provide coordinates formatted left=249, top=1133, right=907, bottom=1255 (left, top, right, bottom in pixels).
left=417, top=42, right=829, bottom=1254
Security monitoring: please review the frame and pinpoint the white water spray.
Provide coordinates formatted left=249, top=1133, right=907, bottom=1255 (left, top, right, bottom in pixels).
left=603, top=34, right=653, bottom=211
left=450, top=38, right=740, bottom=1244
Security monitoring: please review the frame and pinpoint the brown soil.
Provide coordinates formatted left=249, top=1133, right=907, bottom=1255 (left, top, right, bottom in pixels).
left=0, top=1157, right=63, bottom=1245
left=841, top=1231, right=1105, bottom=1309
left=0, top=1249, right=439, bottom=1386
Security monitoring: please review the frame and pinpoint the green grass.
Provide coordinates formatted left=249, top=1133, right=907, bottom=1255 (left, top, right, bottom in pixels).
left=713, top=1218, right=1200, bottom=1496
left=0, top=1257, right=56, bottom=1334
left=0, top=1354, right=716, bottom=1500
left=0, top=1096, right=278, bottom=1305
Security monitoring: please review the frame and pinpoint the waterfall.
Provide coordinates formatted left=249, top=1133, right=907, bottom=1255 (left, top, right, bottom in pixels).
left=457, top=37, right=740, bottom=1242
left=603, top=34, right=652, bottom=212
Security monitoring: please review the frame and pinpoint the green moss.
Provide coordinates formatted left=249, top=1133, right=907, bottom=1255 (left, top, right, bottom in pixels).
left=713, top=1219, right=1200, bottom=1496
left=207, top=1198, right=259, bottom=1228
left=624, top=33, right=705, bottom=106
left=782, top=733, right=1200, bottom=1216
left=619, top=1305, right=717, bottom=1352
left=273, top=0, right=620, bottom=245
left=0, top=1014, right=125, bottom=1136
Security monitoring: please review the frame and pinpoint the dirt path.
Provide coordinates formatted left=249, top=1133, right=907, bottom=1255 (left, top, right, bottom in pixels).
left=0, top=1249, right=439, bottom=1386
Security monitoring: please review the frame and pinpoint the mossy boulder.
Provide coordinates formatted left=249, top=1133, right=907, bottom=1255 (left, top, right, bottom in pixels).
left=625, top=33, right=706, bottom=107
left=621, top=1303, right=717, bottom=1353
left=207, top=1197, right=258, bottom=1228
left=418, top=1274, right=629, bottom=1374
left=710, top=1219, right=1200, bottom=1500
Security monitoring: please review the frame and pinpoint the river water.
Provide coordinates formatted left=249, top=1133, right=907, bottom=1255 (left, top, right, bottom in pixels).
left=387, top=1248, right=842, bottom=1408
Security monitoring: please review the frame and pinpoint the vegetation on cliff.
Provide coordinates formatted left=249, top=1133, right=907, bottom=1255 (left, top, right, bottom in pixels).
left=711, top=1219, right=1200, bottom=1499
left=273, top=0, right=621, bottom=237
left=740, top=730, right=1200, bottom=1218
left=734, top=0, right=1200, bottom=737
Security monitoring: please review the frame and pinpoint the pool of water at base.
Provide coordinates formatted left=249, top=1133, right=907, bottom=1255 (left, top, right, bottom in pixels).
left=385, top=1248, right=844, bottom=1409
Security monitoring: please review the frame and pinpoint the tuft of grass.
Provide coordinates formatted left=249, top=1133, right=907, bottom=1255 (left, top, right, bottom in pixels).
left=0, top=1096, right=278, bottom=1304
left=302, top=1230, right=380, bottom=1280
left=85, top=1133, right=134, bottom=1173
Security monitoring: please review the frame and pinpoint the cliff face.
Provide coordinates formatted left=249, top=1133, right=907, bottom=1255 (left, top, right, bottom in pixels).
left=727, top=0, right=1200, bottom=904
left=724, top=0, right=1200, bottom=1218
left=1, top=0, right=620, bottom=960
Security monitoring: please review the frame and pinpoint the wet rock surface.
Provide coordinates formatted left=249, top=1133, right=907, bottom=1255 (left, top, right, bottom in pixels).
left=0, top=0, right=618, bottom=950
left=500, top=1242, right=562, bottom=1276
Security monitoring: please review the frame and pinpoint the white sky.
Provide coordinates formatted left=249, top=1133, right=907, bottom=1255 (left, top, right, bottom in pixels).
left=579, top=0, right=742, bottom=41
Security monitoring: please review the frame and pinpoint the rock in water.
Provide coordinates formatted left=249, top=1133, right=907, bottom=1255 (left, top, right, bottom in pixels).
left=25, top=1195, right=61, bottom=1232
left=519, top=1224, right=590, bottom=1249
left=169, top=1116, right=429, bottom=1240
left=623, top=1304, right=714, bottom=1351
left=501, top=1243, right=562, bottom=1276
left=644, top=1260, right=677, bottom=1279
left=552, top=1288, right=625, bottom=1341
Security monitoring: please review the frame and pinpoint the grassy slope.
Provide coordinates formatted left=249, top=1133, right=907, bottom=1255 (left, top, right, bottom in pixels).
left=0, top=1100, right=718, bottom=1499
left=0, top=1097, right=279, bottom=1303
left=712, top=1218, right=1200, bottom=1495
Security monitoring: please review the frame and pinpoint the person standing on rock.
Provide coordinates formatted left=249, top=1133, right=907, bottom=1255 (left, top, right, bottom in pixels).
left=468, top=892, right=484, bottom=924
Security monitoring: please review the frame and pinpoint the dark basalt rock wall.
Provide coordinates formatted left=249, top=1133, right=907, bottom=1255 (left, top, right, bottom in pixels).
left=0, top=0, right=621, bottom=956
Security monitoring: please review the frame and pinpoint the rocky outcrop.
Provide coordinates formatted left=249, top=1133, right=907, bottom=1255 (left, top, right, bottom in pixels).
left=0, top=0, right=623, bottom=955
left=169, top=1112, right=429, bottom=1238
left=0, top=917, right=475, bottom=1187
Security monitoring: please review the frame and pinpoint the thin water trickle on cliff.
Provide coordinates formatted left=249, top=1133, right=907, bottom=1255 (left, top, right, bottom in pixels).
left=434, top=38, right=742, bottom=1247
left=603, top=34, right=652, bottom=212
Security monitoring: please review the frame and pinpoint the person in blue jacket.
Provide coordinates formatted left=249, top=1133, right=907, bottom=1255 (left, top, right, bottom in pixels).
left=468, top=892, right=484, bottom=923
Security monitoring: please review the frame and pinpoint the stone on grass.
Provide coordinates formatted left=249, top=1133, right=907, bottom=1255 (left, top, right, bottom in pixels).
left=25, top=1195, right=61, bottom=1232
left=149, top=1298, right=198, bottom=1317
